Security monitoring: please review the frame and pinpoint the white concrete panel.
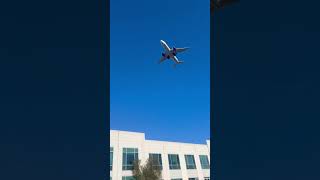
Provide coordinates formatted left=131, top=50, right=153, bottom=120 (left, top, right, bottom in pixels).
left=110, top=130, right=210, bottom=180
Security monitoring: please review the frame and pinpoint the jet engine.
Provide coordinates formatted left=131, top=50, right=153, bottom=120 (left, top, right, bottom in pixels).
left=172, top=47, right=177, bottom=56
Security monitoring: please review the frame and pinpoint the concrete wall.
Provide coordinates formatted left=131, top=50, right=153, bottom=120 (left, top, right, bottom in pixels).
left=110, top=130, right=210, bottom=180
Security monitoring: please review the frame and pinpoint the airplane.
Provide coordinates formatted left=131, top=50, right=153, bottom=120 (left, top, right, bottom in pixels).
left=159, top=40, right=189, bottom=66
left=211, top=0, right=239, bottom=13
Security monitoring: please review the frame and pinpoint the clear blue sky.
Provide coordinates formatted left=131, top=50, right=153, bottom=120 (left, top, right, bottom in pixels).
left=110, top=0, right=210, bottom=144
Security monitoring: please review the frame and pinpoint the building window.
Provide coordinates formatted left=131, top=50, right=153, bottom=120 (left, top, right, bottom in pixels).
left=204, top=177, right=210, bottom=180
left=149, top=153, right=163, bottom=170
left=122, top=148, right=139, bottom=170
left=122, top=176, right=135, bottom=180
left=110, top=147, right=113, bottom=171
left=184, top=155, right=196, bottom=169
left=168, top=154, right=181, bottom=170
left=199, top=155, right=210, bottom=169
left=188, top=178, right=199, bottom=180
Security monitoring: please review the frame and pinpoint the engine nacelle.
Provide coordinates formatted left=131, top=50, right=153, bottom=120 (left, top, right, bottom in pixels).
left=172, top=47, right=177, bottom=55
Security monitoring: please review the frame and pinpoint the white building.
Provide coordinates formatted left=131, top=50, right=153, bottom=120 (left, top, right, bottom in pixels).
left=110, top=130, right=210, bottom=180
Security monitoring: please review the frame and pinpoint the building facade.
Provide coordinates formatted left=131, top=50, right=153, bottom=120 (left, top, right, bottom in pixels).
left=110, top=130, right=210, bottom=180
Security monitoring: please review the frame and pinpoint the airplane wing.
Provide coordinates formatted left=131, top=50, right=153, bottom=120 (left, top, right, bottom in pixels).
left=171, top=56, right=180, bottom=64
left=160, top=40, right=171, bottom=52
left=175, top=47, right=189, bottom=53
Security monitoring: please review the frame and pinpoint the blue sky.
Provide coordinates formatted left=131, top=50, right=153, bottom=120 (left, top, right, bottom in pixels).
left=110, top=0, right=210, bottom=144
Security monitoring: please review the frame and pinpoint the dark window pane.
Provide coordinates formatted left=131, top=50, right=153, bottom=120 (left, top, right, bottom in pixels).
left=149, top=153, right=163, bottom=170
left=185, top=155, right=196, bottom=169
left=110, top=147, right=113, bottom=170
left=199, top=155, right=210, bottom=169
left=122, top=176, right=136, bottom=180
left=122, top=148, right=139, bottom=170
left=168, top=154, right=181, bottom=170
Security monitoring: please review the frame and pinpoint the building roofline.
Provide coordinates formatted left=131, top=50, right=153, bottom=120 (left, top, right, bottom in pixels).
left=110, top=129, right=210, bottom=146
left=145, top=139, right=209, bottom=146
left=110, top=129, right=144, bottom=135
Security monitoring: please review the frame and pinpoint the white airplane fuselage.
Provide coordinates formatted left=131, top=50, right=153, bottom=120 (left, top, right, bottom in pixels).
left=160, top=40, right=178, bottom=60
left=159, top=40, right=189, bottom=64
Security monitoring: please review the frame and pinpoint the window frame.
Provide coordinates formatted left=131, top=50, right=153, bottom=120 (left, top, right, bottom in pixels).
left=184, top=154, right=197, bottom=169
left=149, top=153, right=163, bottom=170
left=122, top=148, right=139, bottom=170
left=168, top=154, right=181, bottom=170
left=122, top=176, right=135, bottom=180
left=199, top=155, right=210, bottom=169
left=110, top=147, right=113, bottom=171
